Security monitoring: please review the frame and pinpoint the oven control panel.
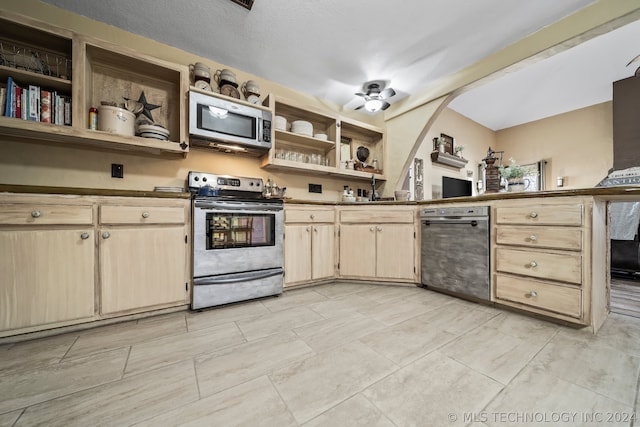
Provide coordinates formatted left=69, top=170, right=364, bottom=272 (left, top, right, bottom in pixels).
left=188, top=171, right=263, bottom=193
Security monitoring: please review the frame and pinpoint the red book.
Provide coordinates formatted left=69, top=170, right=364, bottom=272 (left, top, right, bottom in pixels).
left=40, top=90, right=51, bottom=123
left=14, top=86, right=21, bottom=119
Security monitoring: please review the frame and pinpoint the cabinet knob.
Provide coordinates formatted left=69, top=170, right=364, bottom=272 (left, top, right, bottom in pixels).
left=31, top=210, right=41, bottom=218
left=102, top=231, right=111, bottom=239
left=370, top=227, right=375, bottom=232
left=306, top=226, right=310, bottom=232
left=313, top=227, right=318, bottom=232
left=377, top=226, right=382, bottom=232
left=80, top=232, right=90, bottom=240
left=529, top=212, right=538, bottom=218
left=310, top=214, right=315, bottom=220
left=528, top=261, right=538, bottom=268
left=142, top=212, right=150, bottom=218
left=529, top=235, right=538, bottom=242
left=527, top=290, right=538, bottom=298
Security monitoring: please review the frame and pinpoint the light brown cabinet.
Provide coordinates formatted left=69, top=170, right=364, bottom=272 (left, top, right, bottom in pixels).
left=0, top=198, right=95, bottom=336
left=0, top=11, right=189, bottom=155
left=98, top=201, right=190, bottom=314
left=284, top=206, right=335, bottom=287
left=492, top=197, right=608, bottom=331
left=0, top=193, right=191, bottom=337
left=338, top=207, right=417, bottom=282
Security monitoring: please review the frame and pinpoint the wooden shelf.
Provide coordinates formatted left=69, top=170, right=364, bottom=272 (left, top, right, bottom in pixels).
left=274, top=129, right=335, bottom=151
left=0, top=65, right=72, bottom=94
left=0, top=116, right=187, bottom=155
left=430, top=151, right=468, bottom=169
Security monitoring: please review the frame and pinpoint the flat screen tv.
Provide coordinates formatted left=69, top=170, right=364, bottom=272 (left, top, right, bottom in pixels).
left=442, top=176, right=472, bottom=198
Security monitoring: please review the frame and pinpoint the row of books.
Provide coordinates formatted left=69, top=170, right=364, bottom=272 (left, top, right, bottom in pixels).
left=0, top=77, right=71, bottom=126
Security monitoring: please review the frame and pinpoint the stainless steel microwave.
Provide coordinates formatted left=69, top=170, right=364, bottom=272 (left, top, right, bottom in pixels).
left=189, top=90, right=272, bottom=155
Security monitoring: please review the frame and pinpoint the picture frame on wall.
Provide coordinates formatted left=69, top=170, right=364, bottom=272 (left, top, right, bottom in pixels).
left=440, top=133, right=454, bottom=155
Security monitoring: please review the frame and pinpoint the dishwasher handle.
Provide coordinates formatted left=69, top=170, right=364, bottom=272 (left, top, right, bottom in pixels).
left=422, top=219, right=486, bottom=226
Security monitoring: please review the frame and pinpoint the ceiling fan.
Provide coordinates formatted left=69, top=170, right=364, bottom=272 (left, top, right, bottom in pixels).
left=354, top=80, right=396, bottom=112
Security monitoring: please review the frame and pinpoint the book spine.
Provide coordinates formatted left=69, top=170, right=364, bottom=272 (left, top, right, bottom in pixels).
left=15, top=85, right=21, bottom=119
left=0, top=87, right=6, bottom=117
left=56, top=94, right=64, bottom=125
left=40, top=90, right=51, bottom=123
left=28, top=85, right=40, bottom=121
left=64, top=96, right=71, bottom=126
left=5, top=77, right=13, bottom=118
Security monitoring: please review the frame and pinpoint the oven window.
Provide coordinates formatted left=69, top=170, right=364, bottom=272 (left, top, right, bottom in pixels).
left=206, top=212, right=275, bottom=249
left=198, top=104, right=257, bottom=139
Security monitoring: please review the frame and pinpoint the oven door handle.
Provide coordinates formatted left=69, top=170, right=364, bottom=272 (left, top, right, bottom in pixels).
left=423, top=219, right=487, bottom=226
left=194, top=268, right=283, bottom=286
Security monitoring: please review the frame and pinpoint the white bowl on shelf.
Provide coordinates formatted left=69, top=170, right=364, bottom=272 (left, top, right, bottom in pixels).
left=274, top=116, right=287, bottom=131
left=291, top=120, right=313, bottom=136
left=314, top=133, right=328, bottom=140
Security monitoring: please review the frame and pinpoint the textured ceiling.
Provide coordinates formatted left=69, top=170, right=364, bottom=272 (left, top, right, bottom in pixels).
left=41, top=0, right=598, bottom=116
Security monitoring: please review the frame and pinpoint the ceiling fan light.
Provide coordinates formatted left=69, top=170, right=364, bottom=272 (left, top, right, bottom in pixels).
left=364, top=99, right=383, bottom=112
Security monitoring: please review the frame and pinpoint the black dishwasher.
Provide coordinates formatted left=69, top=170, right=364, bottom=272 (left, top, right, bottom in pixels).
left=420, top=206, right=490, bottom=301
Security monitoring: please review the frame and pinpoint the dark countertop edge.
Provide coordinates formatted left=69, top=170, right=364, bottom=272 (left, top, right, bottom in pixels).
left=285, top=187, right=640, bottom=206
left=0, top=184, right=192, bottom=199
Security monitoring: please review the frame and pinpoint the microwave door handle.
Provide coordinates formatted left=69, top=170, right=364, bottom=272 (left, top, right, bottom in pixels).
left=257, top=117, right=263, bottom=142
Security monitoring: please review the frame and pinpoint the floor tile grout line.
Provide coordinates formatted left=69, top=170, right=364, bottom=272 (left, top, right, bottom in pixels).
left=58, top=335, right=80, bottom=363
left=121, top=345, right=133, bottom=379
left=191, top=358, right=203, bottom=400
left=8, top=408, right=24, bottom=427
left=265, top=374, right=300, bottom=426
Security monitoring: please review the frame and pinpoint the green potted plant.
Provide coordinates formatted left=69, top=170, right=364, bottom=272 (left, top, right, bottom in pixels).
left=498, top=158, right=527, bottom=192
left=454, top=145, right=464, bottom=158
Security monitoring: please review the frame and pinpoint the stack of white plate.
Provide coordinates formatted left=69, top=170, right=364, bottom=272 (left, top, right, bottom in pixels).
left=274, top=116, right=287, bottom=131
left=137, top=124, right=170, bottom=141
left=290, top=120, right=313, bottom=136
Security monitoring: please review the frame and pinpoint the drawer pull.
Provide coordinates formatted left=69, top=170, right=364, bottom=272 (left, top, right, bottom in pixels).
left=529, top=212, right=538, bottom=218
left=527, top=291, right=538, bottom=298
left=141, top=212, right=150, bottom=218
left=102, top=231, right=111, bottom=239
left=80, top=232, right=90, bottom=240
left=529, top=235, right=538, bottom=241
left=31, top=210, right=42, bottom=218
left=528, top=261, right=538, bottom=268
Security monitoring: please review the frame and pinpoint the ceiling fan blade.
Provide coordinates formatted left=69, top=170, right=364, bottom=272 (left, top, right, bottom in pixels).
left=354, top=103, right=365, bottom=110
left=354, top=92, right=367, bottom=98
left=380, top=88, right=396, bottom=99
left=380, top=101, right=391, bottom=111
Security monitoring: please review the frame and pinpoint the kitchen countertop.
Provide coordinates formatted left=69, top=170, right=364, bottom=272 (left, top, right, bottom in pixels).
left=286, top=186, right=640, bottom=205
left=0, top=184, right=192, bottom=199
left=2, top=185, right=639, bottom=202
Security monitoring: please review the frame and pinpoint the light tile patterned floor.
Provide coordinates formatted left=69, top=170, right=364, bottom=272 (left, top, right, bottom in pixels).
left=1, top=282, right=640, bottom=426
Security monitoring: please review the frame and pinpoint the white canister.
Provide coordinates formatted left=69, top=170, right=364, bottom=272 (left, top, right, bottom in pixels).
left=98, top=106, right=135, bottom=136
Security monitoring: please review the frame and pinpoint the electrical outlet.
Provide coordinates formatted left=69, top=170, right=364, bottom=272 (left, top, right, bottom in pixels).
left=308, top=183, right=322, bottom=193
left=111, top=163, right=124, bottom=178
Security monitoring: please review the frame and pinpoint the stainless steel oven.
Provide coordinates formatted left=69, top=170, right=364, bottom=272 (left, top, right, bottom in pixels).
left=189, top=172, right=284, bottom=309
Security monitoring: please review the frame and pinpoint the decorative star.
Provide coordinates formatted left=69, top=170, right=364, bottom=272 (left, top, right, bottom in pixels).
left=126, top=91, right=160, bottom=122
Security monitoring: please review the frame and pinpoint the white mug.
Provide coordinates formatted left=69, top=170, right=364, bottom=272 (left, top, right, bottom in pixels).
left=214, top=69, right=236, bottom=84
left=241, top=80, right=260, bottom=97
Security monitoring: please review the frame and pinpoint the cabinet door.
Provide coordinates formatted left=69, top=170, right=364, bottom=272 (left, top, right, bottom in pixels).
left=100, top=226, right=187, bottom=314
left=284, top=224, right=312, bottom=286
left=339, top=224, right=376, bottom=278
left=0, top=229, right=94, bottom=331
left=376, top=224, right=415, bottom=280
left=312, top=224, right=335, bottom=280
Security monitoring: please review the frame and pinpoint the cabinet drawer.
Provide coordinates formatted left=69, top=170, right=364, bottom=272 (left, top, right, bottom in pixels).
left=495, top=204, right=583, bottom=226
left=496, top=226, right=582, bottom=251
left=495, top=247, right=582, bottom=284
left=285, top=208, right=335, bottom=223
left=340, top=209, right=414, bottom=224
left=495, top=274, right=582, bottom=318
left=0, top=204, right=93, bottom=225
left=100, top=205, right=185, bottom=225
